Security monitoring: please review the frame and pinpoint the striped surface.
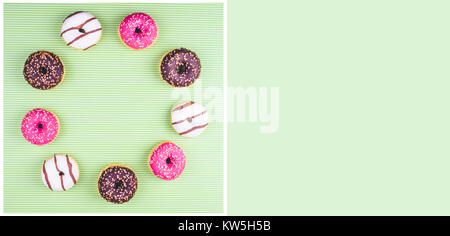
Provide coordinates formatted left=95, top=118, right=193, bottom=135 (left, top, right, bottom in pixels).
left=4, top=3, right=224, bottom=213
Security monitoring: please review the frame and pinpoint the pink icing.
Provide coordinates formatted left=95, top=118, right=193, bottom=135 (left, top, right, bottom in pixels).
left=119, top=13, right=158, bottom=50
left=149, top=142, right=186, bottom=180
left=21, top=108, right=59, bottom=145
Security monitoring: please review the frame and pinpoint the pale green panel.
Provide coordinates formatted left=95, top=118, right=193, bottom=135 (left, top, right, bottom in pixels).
left=228, top=0, right=450, bottom=215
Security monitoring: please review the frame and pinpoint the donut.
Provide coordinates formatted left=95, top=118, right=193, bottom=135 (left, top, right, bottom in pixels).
left=118, top=13, right=158, bottom=50
left=97, top=165, right=138, bottom=204
left=149, top=142, right=186, bottom=180
left=23, top=51, right=64, bottom=90
left=41, top=154, right=79, bottom=191
left=160, top=48, right=201, bottom=87
left=21, top=108, right=59, bottom=145
left=60, top=11, right=102, bottom=50
left=171, top=101, right=208, bottom=138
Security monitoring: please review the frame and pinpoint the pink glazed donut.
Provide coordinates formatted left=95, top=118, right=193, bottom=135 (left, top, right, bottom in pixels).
left=21, top=108, right=59, bottom=145
left=149, top=141, right=186, bottom=180
left=119, top=13, right=158, bottom=50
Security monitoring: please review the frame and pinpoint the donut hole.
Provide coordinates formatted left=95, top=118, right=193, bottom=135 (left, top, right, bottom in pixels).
left=187, top=117, right=193, bottom=123
left=114, top=180, right=124, bottom=190
left=166, top=157, right=172, bottom=165
left=37, top=123, right=44, bottom=130
left=135, top=27, right=142, bottom=34
left=78, top=28, right=86, bottom=33
left=177, top=64, right=188, bottom=74
left=38, top=66, right=48, bottom=75
left=59, top=171, right=64, bottom=176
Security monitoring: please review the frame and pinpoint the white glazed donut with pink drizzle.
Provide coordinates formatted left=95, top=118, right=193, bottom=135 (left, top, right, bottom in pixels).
left=41, top=154, right=80, bottom=191
left=60, top=11, right=102, bottom=50
left=171, top=101, right=209, bottom=138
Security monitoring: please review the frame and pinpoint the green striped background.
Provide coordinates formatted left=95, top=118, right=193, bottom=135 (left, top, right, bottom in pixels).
left=4, top=3, right=224, bottom=213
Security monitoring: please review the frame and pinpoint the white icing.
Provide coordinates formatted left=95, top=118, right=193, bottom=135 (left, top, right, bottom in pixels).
left=41, top=154, right=79, bottom=191
left=61, top=11, right=102, bottom=50
left=171, top=101, right=208, bottom=138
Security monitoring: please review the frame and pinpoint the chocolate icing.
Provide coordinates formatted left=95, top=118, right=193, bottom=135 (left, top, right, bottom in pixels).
left=160, top=48, right=201, bottom=87
left=23, top=51, right=64, bottom=90
left=98, top=165, right=138, bottom=204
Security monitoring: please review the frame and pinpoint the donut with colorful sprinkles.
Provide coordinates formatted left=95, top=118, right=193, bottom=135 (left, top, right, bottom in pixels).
left=118, top=12, right=158, bottom=50
left=98, top=164, right=138, bottom=204
left=23, top=51, right=64, bottom=90
left=21, top=108, right=59, bottom=146
left=160, top=48, right=201, bottom=87
left=149, top=141, right=186, bottom=180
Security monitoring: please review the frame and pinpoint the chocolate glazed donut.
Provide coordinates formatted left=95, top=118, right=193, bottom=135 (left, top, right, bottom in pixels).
left=160, top=48, right=201, bottom=87
left=98, top=165, right=138, bottom=204
left=23, top=51, right=64, bottom=90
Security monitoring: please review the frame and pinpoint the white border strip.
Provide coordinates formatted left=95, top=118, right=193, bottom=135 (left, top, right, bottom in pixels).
left=0, top=0, right=4, bottom=217
left=223, top=0, right=228, bottom=216
left=3, top=0, right=225, bottom=3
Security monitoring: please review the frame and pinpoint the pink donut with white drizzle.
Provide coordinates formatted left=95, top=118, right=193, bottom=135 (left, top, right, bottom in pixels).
left=21, top=108, right=59, bottom=145
left=149, top=141, right=186, bottom=180
left=119, top=13, right=158, bottom=50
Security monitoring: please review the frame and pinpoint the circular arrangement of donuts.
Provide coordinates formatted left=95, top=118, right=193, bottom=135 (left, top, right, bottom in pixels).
left=21, top=11, right=208, bottom=204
